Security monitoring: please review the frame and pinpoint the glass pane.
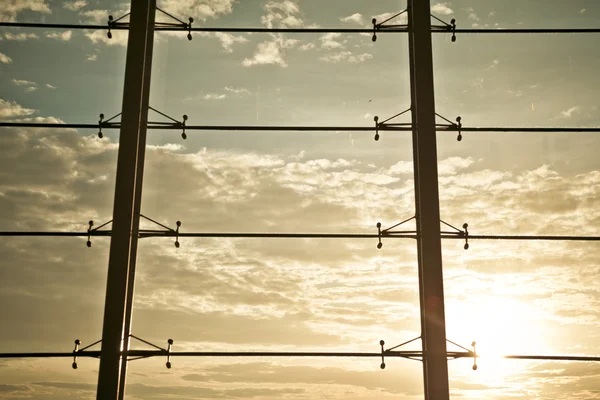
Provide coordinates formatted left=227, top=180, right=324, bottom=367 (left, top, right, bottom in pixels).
left=445, top=240, right=600, bottom=398
left=133, top=239, right=421, bottom=349
left=0, top=358, right=99, bottom=399
left=0, top=123, right=116, bottom=353
left=132, top=238, right=423, bottom=399
left=125, top=358, right=424, bottom=399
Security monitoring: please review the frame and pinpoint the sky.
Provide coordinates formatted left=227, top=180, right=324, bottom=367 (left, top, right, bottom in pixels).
left=1, top=0, right=600, bottom=399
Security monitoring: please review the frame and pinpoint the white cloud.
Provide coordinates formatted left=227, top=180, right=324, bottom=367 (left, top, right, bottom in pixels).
left=0, top=52, right=12, bottom=64
left=161, top=0, right=235, bottom=22
left=319, top=51, right=373, bottom=64
left=4, top=32, right=39, bottom=40
left=560, top=106, right=579, bottom=118
left=46, top=84, right=56, bottom=89
left=431, top=3, right=453, bottom=15
left=0, top=0, right=50, bottom=22
left=224, top=87, right=250, bottom=95
left=46, top=30, right=72, bottom=41
left=319, top=32, right=344, bottom=49
left=0, top=98, right=35, bottom=118
left=299, top=42, right=315, bottom=51
left=85, top=30, right=128, bottom=46
left=12, top=79, right=36, bottom=86
left=203, top=93, right=227, bottom=100
left=79, top=9, right=108, bottom=23
left=243, top=40, right=287, bottom=67
left=212, top=32, right=248, bottom=52
left=63, top=0, right=86, bottom=11
left=438, top=157, right=476, bottom=175
left=467, top=12, right=480, bottom=21
left=340, top=13, right=364, bottom=25
left=12, top=79, right=38, bottom=93
left=580, top=8, right=586, bottom=13
left=86, top=53, right=97, bottom=61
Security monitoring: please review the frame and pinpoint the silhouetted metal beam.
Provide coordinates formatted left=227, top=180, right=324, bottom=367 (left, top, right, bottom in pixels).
left=95, top=0, right=155, bottom=398
left=408, top=1, right=450, bottom=399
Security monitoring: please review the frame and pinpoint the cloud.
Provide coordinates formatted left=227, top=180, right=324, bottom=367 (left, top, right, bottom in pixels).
left=242, top=40, right=287, bottom=67
left=0, top=52, right=12, bottom=64
left=560, top=106, right=579, bottom=118
left=467, top=11, right=480, bottom=21
left=46, top=30, right=72, bottom=41
left=85, top=30, right=128, bottom=46
left=580, top=8, right=586, bottom=13
left=160, top=0, right=235, bottom=22
left=46, top=84, right=56, bottom=89
left=319, top=32, right=344, bottom=49
left=3, top=32, right=39, bottom=40
left=11, top=79, right=37, bottom=92
left=431, top=2, right=454, bottom=15
left=319, top=51, right=373, bottom=64
left=0, top=0, right=50, bottom=22
left=203, top=93, right=227, bottom=100
left=212, top=32, right=248, bottom=52
left=243, top=0, right=303, bottom=67
left=224, top=86, right=250, bottom=95
left=63, top=0, right=86, bottom=11
left=299, top=42, right=315, bottom=51
left=262, top=0, right=303, bottom=28
left=340, top=13, right=364, bottom=25
left=0, top=99, right=36, bottom=117
left=11, top=79, right=35, bottom=86
left=79, top=9, right=107, bottom=23
left=86, top=53, right=97, bottom=61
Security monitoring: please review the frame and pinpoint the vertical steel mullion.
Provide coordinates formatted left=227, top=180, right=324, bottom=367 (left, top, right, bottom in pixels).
left=96, top=0, right=156, bottom=397
left=407, top=0, right=450, bottom=399
left=117, top=2, right=156, bottom=397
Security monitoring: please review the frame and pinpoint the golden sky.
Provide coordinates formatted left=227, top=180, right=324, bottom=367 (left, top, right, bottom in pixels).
left=1, top=0, right=600, bottom=399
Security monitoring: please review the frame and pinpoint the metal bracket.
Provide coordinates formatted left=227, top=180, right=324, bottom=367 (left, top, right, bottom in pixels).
left=107, top=8, right=193, bottom=40
left=86, top=215, right=181, bottom=247
left=373, top=107, right=412, bottom=141
left=436, top=113, right=462, bottom=141
left=139, top=214, right=182, bottom=247
left=376, top=217, right=469, bottom=249
left=431, top=15, right=456, bottom=42
left=156, top=7, right=194, bottom=40
left=107, top=13, right=130, bottom=39
left=72, top=338, right=102, bottom=369
left=148, top=107, right=188, bottom=139
left=127, top=335, right=174, bottom=369
left=97, top=113, right=121, bottom=139
left=447, top=339, right=478, bottom=370
left=371, top=10, right=408, bottom=42
left=87, top=219, right=113, bottom=247
left=96, top=107, right=188, bottom=139
left=376, top=216, right=416, bottom=249
left=380, top=336, right=421, bottom=369
left=440, top=220, right=469, bottom=249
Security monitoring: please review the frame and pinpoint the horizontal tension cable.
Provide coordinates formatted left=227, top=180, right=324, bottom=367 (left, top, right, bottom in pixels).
left=2, top=350, right=599, bottom=362
left=1, top=231, right=599, bottom=241
left=1, top=22, right=600, bottom=34
left=1, top=121, right=600, bottom=133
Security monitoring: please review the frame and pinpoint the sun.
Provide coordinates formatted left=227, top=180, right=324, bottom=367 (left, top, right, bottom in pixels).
left=445, top=295, right=550, bottom=379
